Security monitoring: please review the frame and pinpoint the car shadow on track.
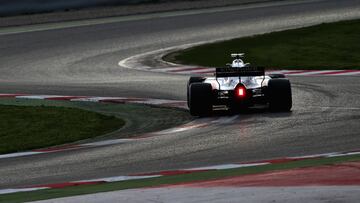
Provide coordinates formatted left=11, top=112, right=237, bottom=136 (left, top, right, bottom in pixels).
left=205, top=105, right=293, bottom=118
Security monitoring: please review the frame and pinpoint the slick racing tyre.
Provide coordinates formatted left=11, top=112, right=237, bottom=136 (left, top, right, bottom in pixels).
left=189, top=82, right=213, bottom=116
left=187, top=76, right=206, bottom=108
left=268, top=78, right=292, bottom=112
left=268, top=73, right=286, bottom=79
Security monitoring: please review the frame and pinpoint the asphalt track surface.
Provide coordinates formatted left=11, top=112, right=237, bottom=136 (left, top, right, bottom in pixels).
left=0, top=0, right=360, bottom=189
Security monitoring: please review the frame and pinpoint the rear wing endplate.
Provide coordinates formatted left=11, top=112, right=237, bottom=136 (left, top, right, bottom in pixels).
left=215, top=67, right=265, bottom=77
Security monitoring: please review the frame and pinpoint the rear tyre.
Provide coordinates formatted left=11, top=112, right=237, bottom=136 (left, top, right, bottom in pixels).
left=268, top=79, right=292, bottom=112
left=187, top=77, right=206, bottom=108
left=189, top=83, right=213, bottom=116
left=268, top=73, right=286, bottom=79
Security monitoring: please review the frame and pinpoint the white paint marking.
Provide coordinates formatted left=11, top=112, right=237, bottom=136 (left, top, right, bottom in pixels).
left=327, top=151, right=360, bottom=157
left=0, top=151, right=44, bottom=159
left=290, top=152, right=339, bottom=159
left=132, top=99, right=182, bottom=105
left=70, top=97, right=121, bottom=102
left=75, top=175, right=162, bottom=183
left=0, top=187, right=49, bottom=195
left=15, top=95, right=63, bottom=100
left=15, top=95, right=85, bottom=100
left=81, top=139, right=135, bottom=147
left=187, top=163, right=269, bottom=171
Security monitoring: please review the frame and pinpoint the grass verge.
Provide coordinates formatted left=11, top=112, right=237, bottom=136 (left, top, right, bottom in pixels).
left=2, top=154, right=360, bottom=203
left=0, top=104, right=124, bottom=154
left=164, top=19, right=360, bottom=70
left=0, top=98, right=192, bottom=154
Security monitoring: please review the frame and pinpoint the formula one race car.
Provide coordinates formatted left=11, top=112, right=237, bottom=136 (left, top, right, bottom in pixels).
left=187, top=53, right=292, bottom=116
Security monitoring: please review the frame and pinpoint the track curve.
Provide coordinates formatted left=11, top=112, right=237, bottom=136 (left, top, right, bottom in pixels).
left=0, top=0, right=360, bottom=189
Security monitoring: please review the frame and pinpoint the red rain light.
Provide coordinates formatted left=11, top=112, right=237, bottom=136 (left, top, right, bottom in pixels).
left=237, top=86, right=246, bottom=97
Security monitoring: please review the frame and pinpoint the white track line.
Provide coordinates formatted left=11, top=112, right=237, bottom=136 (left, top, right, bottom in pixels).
left=290, top=152, right=339, bottom=159
left=131, top=99, right=182, bottom=105
left=16, top=95, right=64, bottom=99
left=0, top=187, right=49, bottom=195
left=70, top=97, right=123, bottom=102
left=327, top=151, right=360, bottom=158
left=73, top=175, right=161, bottom=183
left=187, top=163, right=269, bottom=171
left=0, top=151, right=44, bottom=159
left=81, top=139, right=135, bottom=147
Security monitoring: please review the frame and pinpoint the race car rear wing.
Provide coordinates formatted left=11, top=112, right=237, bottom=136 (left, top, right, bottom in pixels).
left=215, top=67, right=265, bottom=77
